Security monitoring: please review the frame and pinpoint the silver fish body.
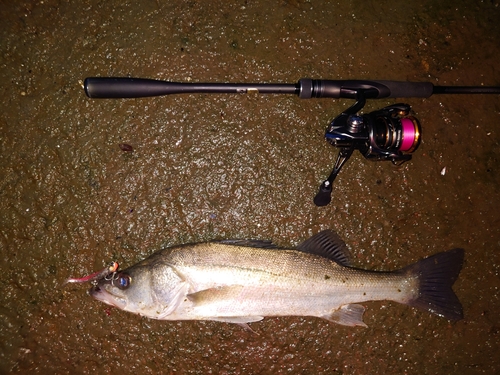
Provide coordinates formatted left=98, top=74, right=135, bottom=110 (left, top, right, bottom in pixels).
left=90, top=230, right=463, bottom=327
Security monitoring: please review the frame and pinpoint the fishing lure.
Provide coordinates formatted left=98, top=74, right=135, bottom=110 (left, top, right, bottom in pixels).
left=66, top=261, right=119, bottom=285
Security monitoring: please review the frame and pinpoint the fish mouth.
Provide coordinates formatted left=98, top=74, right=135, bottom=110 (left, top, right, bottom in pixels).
left=89, top=286, right=127, bottom=310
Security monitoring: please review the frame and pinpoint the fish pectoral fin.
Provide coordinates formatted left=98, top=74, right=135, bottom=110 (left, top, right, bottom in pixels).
left=156, top=282, right=190, bottom=319
left=187, top=285, right=246, bottom=306
left=323, top=304, right=368, bottom=328
left=187, top=287, right=264, bottom=327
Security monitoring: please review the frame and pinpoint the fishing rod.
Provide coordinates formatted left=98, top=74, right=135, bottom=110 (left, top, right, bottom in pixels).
left=84, top=77, right=500, bottom=206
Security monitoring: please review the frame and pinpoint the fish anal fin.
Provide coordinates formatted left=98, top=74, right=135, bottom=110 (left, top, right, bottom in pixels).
left=297, top=230, right=352, bottom=266
left=323, top=304, right=367, bottom=328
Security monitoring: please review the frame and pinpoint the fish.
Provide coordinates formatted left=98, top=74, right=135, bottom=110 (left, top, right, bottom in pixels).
left=89, top=230, right=464, bottom=327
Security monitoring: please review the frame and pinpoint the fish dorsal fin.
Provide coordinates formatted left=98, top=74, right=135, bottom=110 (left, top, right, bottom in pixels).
left=296, top=230, right=352, bottom=266
left=217, top=239, right=278, bottom=249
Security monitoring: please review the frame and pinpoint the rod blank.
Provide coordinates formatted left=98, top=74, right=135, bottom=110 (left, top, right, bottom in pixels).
left=84, top=77, right=500, bottom=100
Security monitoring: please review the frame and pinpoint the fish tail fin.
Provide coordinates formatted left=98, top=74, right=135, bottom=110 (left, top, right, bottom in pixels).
left=404, top=248, right=464, bottom=321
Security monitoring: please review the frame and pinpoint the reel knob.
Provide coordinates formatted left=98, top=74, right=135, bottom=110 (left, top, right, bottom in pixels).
left=347, top=115, right=364, bottom=133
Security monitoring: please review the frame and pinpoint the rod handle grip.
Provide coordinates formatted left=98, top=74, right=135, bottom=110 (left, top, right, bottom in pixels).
left=298, top=79, right=434, bottom=99
left=84, top=77, right=182, bottom=98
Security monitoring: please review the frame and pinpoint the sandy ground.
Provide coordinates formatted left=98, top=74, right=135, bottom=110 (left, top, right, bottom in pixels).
left=1, top=0, right=499, bottom=374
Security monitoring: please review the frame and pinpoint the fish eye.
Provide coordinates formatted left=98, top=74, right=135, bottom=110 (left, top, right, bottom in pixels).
left=114, top=273, right=131, bottom=290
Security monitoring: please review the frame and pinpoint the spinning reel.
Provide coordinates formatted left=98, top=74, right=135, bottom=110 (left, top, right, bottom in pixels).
left=314, top=92, right=421, bottom=206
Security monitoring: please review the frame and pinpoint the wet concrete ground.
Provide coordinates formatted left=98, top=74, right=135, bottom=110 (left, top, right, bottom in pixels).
left=1, top=0, right=499, bottom=373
